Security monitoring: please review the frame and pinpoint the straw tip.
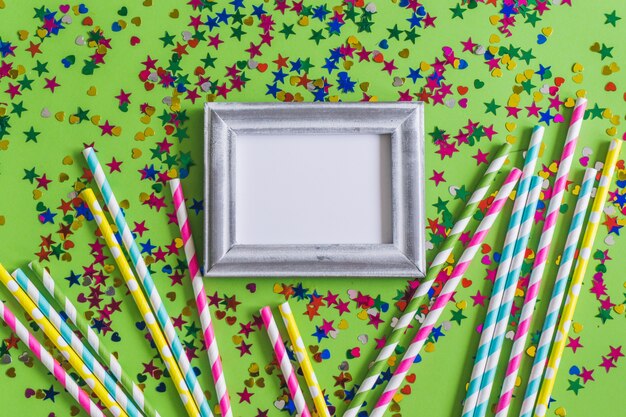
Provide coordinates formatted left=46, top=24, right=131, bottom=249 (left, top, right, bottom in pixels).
left=585, top=167, right=599, bottom=176
left=77, top=187, right=91, bottom=197
left=530, top=175, right=543, bottom=187
left=574, top=97, right=588, bottom=109
left=607, top=137, right=623, bottom=153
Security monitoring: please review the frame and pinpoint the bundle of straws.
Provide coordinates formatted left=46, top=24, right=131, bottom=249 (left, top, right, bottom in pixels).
left=341, top=98, right=623, bottom=417
left=0, top=148, right=234, bottom=417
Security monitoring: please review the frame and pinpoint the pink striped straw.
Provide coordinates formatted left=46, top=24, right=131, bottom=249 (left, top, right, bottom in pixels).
left=369, top=168, right=522, bottom=417
left=0, top=300, right=104, bottom=417
left=168, top=178, right=231, bottom=417
left=531, top=98, right=586, bottom=277
left=260, top=306, right=311, bottom=417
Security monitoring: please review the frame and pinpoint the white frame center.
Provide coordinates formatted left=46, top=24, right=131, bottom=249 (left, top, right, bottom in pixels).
left=235, top=133, right=393, bottom=245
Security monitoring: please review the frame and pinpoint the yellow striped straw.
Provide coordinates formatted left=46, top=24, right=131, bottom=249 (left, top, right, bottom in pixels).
left=278, top=301, right=330, bottom=417
left=0, top=263, right=128, bottom=417
left=80, top=189, right=202, bottom=417
left=534, top=138, right=622, bottom=417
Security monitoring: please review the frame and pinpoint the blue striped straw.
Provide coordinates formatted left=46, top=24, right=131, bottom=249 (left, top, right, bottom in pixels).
left=473, top=176, right=543, bottom=417
left=83, top=147, right=213, bottom=417
left=462, top=126, right=544, bottom=417
left=12, top=268, right=142, bottom=417
left=518, top=167, right=596, bottom=417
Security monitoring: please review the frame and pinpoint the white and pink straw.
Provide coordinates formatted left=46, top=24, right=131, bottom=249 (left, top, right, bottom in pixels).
left=169, top=178, right=232, bottom=417
left=260, top=306, right=311, bottom=417
left=529, top=98, right=587, bottom=291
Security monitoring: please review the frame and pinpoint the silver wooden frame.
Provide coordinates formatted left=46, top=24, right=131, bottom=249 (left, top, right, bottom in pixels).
left=204, top=102, right=425, bottom=278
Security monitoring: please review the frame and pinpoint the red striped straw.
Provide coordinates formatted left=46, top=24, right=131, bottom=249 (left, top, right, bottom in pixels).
left=0, top=300, right=104, bottom=417
left=169, top=179, right=232, bottom=417
left=260, top=306, right=311, bottom=417
left=369, top=168, right=522, bottom=417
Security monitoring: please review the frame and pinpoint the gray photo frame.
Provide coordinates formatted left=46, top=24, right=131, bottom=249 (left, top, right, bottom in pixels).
left=204, top=102, right=425, bottom=278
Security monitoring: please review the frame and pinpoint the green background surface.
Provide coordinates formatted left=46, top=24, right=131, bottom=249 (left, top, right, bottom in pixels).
left=0, top=1, right=624, bottom=416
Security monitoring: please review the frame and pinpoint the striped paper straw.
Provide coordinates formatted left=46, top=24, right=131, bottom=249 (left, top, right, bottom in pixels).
left=473, top=175, right=543, bottom=417
left=12, top=268, right=141, bottom=417
left=169, top=178, right=232, bottom=417
left=514, top=168, right=596, bottom=417
left=278, top=302, right=330, bottom=417
left=534, top=138, right=622, bottom=417
left=260, top=306, right=311, bottom=417
left=344, top=143, right=511, bottom=417
left=81, top=188, right=202, bottom=417
left=370, top=168, right=522, bottom=417
left=462, top=127, right=544, bottom=417
left=0, top=263, right=127, bottom=417
left=29, top=261, right=162, bottom=417
left=83, top=148, right=212, bottom=417
left=0, top=299, right=105, bottom=417
left=497, top=174, right=573, bottom=417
